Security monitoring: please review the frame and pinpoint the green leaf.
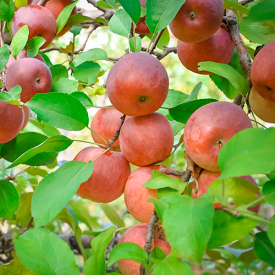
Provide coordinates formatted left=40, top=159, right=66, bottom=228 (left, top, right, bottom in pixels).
left=268, top=215, right=275, bottom=247
left=223, top=0, right=249, bottom=15
left=147, top=198, right=168, bottom=221
left=71, top=91, right=94, bottom=108
left=56, top=204, right=79, bottom=231
left=162, top=89, right=188, bottom=108
left=73, top=61, right=101, bottom=85
left=0, top=180, right=19, bottom=220
left=72, top=48, right=108, bottom=67
left=8, top=135, right=73, bottom=168
left=83, top=226, right=116, bottom=275
left=169, top=99, right=217, bottom=124
left=119, top=0, right=141, bottom=24
left=262, top=180, right=275, bottom=206
left=31, top=160, right=94, bottom=227
left=51, top=78, right=78, bottom=94
left=108, top=242, right=148, bottom=267
left=108, top=9, right=132, bottom=37
left=11, top=25, right=29, bottom=59
left=129, top=35, right=142, bottom=52
left=50, top=64, right=69, bottom=84
left=0, top=85, right=21, bottom=104
left=0, top=132, right=58, bottom=166
left=39, top=51, right=53, bottom=67
left=100, top=204, right=125, bottom=228
left=14, top=228, right=79, bottom=275
left=16, top=192, right=33, bottom=228
left=218, top=128, right=275, bottom=180
left=0, top=0, right=14, bottom=22
left=106, top=0, right=118, bottom=8
left=0, top=261, right=34, bottom=275
left=25, top=167, right=48, bottom=177
left=146, top=27, right=171, bottom=50
left=26, top=93, right=89, bottom=131
left=14, top=0, right=28, bottom=9
left=25, top=37, right=46, bottom=57
left=198, top=61, right=249, bottom=97
left=153, top=256, right=194, bottom=275
left=207, top=211, right=257, bottom=249
left=29, top=120, right=61, bottom=137
left=70, top=25, right=82, bottom=36
left=67, top=14, right=93, bottom=26
left=0, top=44, right=10, bottom=71
left=254, top=231, right=275, bottom=268
left=188, top=82, right=202, bottom=101
left=246, top=0, right=275, bottom=22
left=146, top=0, right=186, bottom=33
left=56, top=0, right=79, bottom=35
left=162, top=193, right=214, bottom=262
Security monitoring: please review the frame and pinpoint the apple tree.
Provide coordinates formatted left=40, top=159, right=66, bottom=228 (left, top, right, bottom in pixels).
left=0, top=0, right=275, bottom=274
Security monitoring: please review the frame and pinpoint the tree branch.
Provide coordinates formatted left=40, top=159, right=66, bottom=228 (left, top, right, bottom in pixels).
left=240, top=0, right=255, bottom=5
left=107, top=115, right=126, bottom=149
left=37, top=0, right=48, bottom=6
left=149, top=29, right=165, bottom=54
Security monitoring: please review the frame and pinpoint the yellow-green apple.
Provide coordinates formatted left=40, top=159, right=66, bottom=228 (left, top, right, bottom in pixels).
left=0, top=100, right=24, bottom=143
left=106, top=52, right=169, bottom=116
left=5, top=58, right=52, bottom=103
left=12, top=5, right=57, bottom=49
left=177, top=26, right=235, bottom=74
left=251, top=41, right=275, bottom=102
left=169, top=0, right=224, bottom=43
left=73, top=147, right=131, bottom=203
left=184, top=101, right=252, bottom=172
left=135, top=0, right=150, bottom=34
left=120, top=113, right=174, bottom=167
left=117, top=223, right=171, bottom=275
left=249, top=87, right=275, bottom=123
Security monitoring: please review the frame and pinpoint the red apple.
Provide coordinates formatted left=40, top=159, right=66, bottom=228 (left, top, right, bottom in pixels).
left=249, top=87, right=275, bottom=123
left=124, top=165, right=179, bottom=223
left=73, top=147, right=131, bottom=203
left=120, top=113, right=174, bottom=167
left=135, top=0, right=150, bottom=35
left=177, top=26, right=235, bottom=74
left=91, top=107, right=129, bottom=151
left=0, top=100, right=24, bottom=144
left=12, top=5, right=57, bottom=49
left=184, top=101, right=253, bottom=172
left=169, top=0, right=224, bottom=43
left=22, top=106, right=30, bottom=130
left=6, top=58, right=52, bottom=103
left=192, top=171, right=261, bottom=213
left=117, top=223, right=171, bottom=275
left=251, top=41, right=275, bottom=102
left=106, top=52, right=169, bottom=117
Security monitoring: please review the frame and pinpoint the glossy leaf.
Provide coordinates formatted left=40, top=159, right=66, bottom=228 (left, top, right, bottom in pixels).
left=262, top=180, right=275, bottom=206
left=51, top=78, right=78, bottom=94
left=147, top=198, right=168, bottom=221
left=246, top=0, right=275, bottom=22
left=50, top=64, right=69, bottom=84
left=0, top=0, right=14, bottom=22
left=11, top=25, right=29, bottom=59
left=26, top=93, right=89, bottom=131
left=31, top=160, right=94, bottom=227
left=67, top=14, right=94, bottom=26
left=119, top=0, right=141, bottom=24
left=25, top=37, right=46, bottom=57
left=218, top=128, right=275, bottom=180
left=73, top=61, right=101, bottom=85
left=108, top=9, right=132, bottom=37
left=223, top=0, right=249, bottom=15
left=129, top=35, right=142, bottom=52
left=72, top=48, right=108, bottom=67
left=100, top=204, right=125, bottom=228
left=14, top=228, right=79, bottom=275
left=0, top=44, right=10, bottom=71
left=71, top=91, right=94, bottom=108
left=162, top=89, right=188, bottom=108
left=0, top=85, right=21, bottom=104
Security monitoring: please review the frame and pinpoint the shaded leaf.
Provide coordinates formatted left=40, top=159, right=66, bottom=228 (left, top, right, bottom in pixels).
left=109, top=9, right=131, bottom=37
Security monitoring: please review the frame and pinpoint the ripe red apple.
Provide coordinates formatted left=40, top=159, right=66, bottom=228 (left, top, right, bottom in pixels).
left=12, top=5, right=57, bottom=49
left=120, top=113, right=174, bottom=167
left=169, top=0, right=224, bottom=43
left=73, top=147, right=131, bottom=203
left=106, top=52, right=169, bottom=117
left=135, top=0, right=150, bottom=34
left=192, top=171, right=261, bottom=213
left=251, top=41, right=275, bottom=102
left=31, top=0, right=77, bottom=37
left=124, top=165, right=180, bottom=223
left=177, top=26, right=235, bottom=74
left=0, top=100, right=24, bottom=144
left=91, top=107, right=129, bottom=151
left=249, top=87, right=275, bottom=123
left=184, top=102, right=253, bottom=172
left=6, top=50, right=45, bottom=68
left=22, top=106, right=30, bottom=130
left=117, top=223, right=171, bottom=275
left=5, top=58, right=52, bottom=103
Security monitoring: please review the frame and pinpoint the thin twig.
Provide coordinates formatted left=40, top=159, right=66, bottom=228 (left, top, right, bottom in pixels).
left=37, top=0, right=48, bottom=6
left=107, top=115, right=126, bottom=149
left=240, top=0, right=255, bottom=5
left=148, top=29, right=165, bottom=55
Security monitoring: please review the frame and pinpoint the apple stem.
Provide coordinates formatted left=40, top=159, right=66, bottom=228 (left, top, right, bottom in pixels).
left=149, top=29, right=165, bottom=55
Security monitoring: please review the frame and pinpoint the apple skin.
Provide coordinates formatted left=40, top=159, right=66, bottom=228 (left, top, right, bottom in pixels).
left=193, top=171, right=261, bottom=213
left=184, top=102, right=253, bottom=172
left=22, top=106, right=30, bottom=130
left=91, top=107, right=129, bottom=151
left=169, top=0, right=224, bottom=43
left=249, top=87, right=275, bottom=123
left=106, top=52, right=169, bottom=117
left=0, top=100, right=24, bottom=144
left=120, top=113, right=174, bottom=167
left=12, top=5, right=57, bottom=49
left=5, top=58, right=52, bottom=103
left=124, top=165, right=179, bottom=223
left=177, top=26, right=235, bottom=75
left=6, top=50, right=45, bottom=68
left=251, top=41, right=275, bottom=102
left=73, top=147, right=131, bottom=203
left=135, top=0, right=150, bottom=35
left=117, top=223, right=171, bottom=275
